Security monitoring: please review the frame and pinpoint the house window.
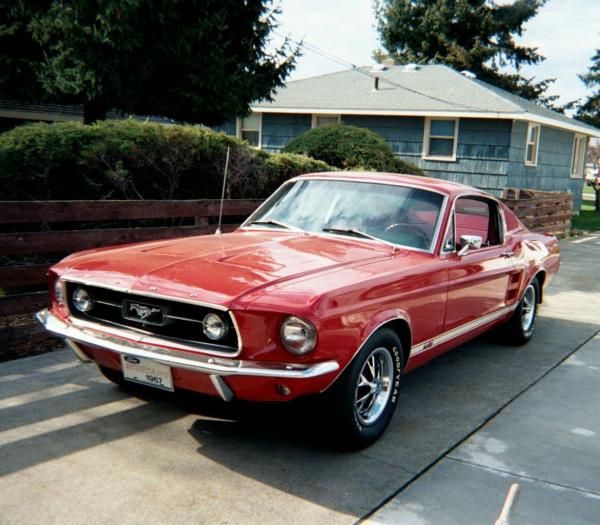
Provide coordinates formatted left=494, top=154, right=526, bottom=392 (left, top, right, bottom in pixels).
left=237, top=112, right=262, bottom=147
left=423, top=118, right=458, bottom=160
left=311, top=114, right=341, bottom=128
left=525, top=123, right=540, bottom=165
left=570, top=134, right=587, bottom=178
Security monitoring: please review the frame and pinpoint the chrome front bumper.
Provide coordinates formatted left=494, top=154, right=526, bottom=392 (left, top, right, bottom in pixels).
left=36, top=309, right=340, bottom=380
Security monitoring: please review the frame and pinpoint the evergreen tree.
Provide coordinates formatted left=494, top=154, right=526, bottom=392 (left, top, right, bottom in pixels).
left=0, top=0, right=298, bottom=124
left=577, top=48, right=600, bottom=128
left=374, top=0, right=556, bottom=105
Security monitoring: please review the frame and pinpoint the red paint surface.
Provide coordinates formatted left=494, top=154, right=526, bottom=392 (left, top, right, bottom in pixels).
left=47, top=172, right=560, bottom=401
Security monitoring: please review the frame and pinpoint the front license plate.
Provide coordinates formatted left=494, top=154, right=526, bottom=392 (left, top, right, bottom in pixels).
left=121, top=355, right=174, bottom=392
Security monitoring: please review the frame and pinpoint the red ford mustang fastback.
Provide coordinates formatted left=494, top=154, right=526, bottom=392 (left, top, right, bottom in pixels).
left=38, top=172, right=560, bottom=447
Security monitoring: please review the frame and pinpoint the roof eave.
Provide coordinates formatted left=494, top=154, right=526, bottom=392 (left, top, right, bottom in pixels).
left=251, top=106, right=600, bottom=138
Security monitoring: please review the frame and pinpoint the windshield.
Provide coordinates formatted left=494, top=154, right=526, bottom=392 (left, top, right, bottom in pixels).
left=246, top=179, right=445, bottom=251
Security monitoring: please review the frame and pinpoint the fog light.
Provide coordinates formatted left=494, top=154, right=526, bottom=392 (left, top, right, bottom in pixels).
left=203, top=313, right=228, bottom=341
left=72, top=287, right=93, bottom=312
left=277, top=384, right=291, bottom=396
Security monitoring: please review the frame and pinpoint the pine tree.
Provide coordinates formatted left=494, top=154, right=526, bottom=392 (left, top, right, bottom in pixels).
left=374, top=0, right=557, bottom=106
left=577, top=48, right=600, bottom=128
left=0, top=0, right=298, bottom=124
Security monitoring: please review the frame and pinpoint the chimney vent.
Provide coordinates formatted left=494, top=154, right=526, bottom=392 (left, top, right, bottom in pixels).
left=374, top=76, right=380, bottom=91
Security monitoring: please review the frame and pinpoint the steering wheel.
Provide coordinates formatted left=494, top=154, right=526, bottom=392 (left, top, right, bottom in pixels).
left=384, top=222, right=430, bottom=248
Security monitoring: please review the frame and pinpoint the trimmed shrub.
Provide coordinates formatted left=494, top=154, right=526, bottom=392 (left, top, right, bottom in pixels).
left=282, top=123, right=424, bottom=175
left=0, top=120, right=334, bottom=200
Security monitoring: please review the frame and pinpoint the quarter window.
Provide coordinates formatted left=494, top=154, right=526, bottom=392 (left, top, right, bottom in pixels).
left=238, top=112, right=261, bottom=147
left=570, top=134, right=587, bottom=178
left=423, top=118, right=458, bottom=160
left=525, top=123, right=540, bottom=165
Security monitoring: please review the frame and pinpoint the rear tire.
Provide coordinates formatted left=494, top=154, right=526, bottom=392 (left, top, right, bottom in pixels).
left=505, top=279, right=539, bottom=345
left=325, top=328, right=404, bottom=449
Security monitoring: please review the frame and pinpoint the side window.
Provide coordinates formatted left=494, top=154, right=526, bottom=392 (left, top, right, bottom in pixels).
left=455, top=197, right=503, bottom=248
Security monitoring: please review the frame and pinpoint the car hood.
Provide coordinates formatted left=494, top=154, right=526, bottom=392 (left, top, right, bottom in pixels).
left=54, top=230, right=395, bottom=308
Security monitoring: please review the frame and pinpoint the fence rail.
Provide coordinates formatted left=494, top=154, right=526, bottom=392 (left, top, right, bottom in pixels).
left=501, top=188, right=574, bottom=238
left=0, top=199, right=261, bottom=358
left=0, top=188, right=574, bottom=359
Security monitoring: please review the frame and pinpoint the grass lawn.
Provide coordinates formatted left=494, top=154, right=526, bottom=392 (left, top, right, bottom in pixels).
left=572, top=200, right=600, bottom=231
left=583, top=185, right=594, bottom=195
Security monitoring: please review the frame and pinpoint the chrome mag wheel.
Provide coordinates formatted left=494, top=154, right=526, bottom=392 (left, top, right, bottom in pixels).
left=521, top=284, right=536, bottom=332
left=354, top=347, right=394, bottom=426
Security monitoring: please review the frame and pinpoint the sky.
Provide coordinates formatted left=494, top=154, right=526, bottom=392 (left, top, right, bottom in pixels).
left=274, top=0, right=600, bottom=108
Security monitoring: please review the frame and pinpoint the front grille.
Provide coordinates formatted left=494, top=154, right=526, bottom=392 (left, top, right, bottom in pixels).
left=64, top=281, right=239, bottom=353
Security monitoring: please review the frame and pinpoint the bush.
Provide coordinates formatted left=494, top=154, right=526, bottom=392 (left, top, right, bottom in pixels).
left=0, top=120, right=334, bottom=200
left=282, top=124, right=424, bottom=175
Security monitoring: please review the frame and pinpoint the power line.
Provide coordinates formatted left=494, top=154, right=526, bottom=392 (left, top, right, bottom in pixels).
left=274, top=30, right=488, bottom=111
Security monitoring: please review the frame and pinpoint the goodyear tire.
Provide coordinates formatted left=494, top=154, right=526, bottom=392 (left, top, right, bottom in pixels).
left=505, top=279, right=539, bottom=346
left=326, top=328, right=404, bottom=449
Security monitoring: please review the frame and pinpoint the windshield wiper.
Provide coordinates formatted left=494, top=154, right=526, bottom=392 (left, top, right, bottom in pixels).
left=248, top=219, right=304, bottom=232
left=322, top=227, right=398, bottom=249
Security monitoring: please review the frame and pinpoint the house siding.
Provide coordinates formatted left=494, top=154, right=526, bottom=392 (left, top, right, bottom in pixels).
left=213, top=114, right=583, bottom=209
left=343, top=116, right=511, bottom=196
left=261, top=113, right=311, bottom=152
left=507, top=121, right=584, bottom=210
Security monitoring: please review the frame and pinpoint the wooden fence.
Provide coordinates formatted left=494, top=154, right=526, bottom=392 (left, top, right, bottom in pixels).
left=501, top=188, right=574, bottom=238
left=0, top=199, right=261, bottom=358
left=0, top=188, right=574, bottom=359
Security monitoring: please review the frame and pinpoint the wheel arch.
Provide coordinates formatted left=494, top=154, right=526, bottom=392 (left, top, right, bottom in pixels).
left=380, top=318, right=412, bottom=367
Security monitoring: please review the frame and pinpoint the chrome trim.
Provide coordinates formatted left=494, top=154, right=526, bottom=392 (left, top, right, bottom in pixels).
left=62, top=277, right=243, bottom=357
left=209, top=375, right=235, bottom=402
left=241, top=178, right=449, bottom=255
left=62, top=316, right=240, bottom=358
left=411, top=304, right=517, bottom=356
left=36, top=309, right=339, bottom=380
left=62, top=276, right=229, bottom=311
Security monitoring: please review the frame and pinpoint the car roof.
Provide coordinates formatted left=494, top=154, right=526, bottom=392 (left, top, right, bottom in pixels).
left=292, top=171, right=488, bottom=198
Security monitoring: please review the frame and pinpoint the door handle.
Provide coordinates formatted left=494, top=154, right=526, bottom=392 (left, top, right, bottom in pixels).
left=500, top=251, right=514, bottom=258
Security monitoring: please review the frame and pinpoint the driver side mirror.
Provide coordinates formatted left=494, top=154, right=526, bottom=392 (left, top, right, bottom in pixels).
left=457, top=235, right=482, bottom=256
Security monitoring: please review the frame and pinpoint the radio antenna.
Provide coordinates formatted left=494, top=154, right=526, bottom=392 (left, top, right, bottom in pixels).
left=215, top=146, right=230, bottom=235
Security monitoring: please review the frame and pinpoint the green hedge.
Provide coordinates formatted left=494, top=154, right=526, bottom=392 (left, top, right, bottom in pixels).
left=0, top=120, right=333, bottom=200
left=282, top=123, right=424, bottom=175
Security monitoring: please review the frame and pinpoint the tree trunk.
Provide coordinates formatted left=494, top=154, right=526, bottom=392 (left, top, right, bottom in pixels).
left=83, top=99, right=108, bottom=124
left=595, top=186, right=600, bottom=212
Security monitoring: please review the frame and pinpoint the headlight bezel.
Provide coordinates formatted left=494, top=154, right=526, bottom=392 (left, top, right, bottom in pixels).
left=280, top=315, right=317, bottom=356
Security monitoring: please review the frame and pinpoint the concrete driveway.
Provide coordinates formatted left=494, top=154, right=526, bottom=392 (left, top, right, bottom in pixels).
left=1, top=236, right=599, bottom=525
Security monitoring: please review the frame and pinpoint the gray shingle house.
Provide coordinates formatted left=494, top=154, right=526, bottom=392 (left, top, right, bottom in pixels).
left=216, top=64, right=600, bottom=209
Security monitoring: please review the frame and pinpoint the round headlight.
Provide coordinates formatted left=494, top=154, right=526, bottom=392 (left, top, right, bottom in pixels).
left=72, top=287, right=93, bottom=312
left=203, top=313, right=228, bottom=341
left=53, top=279, right=65, bottom=305
left=280, top=316, right=317, bottom=355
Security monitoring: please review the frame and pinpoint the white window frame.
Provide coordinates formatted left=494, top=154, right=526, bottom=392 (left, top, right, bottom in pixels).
left=236, top=112, right=262, bottom=148
left=524, top=123, right=540, bottom=166
left=422, top=117, right=459, bottom=161
left=311, top=114, right=341, bottom=128
left=570, top=134, right=587, bottom=178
